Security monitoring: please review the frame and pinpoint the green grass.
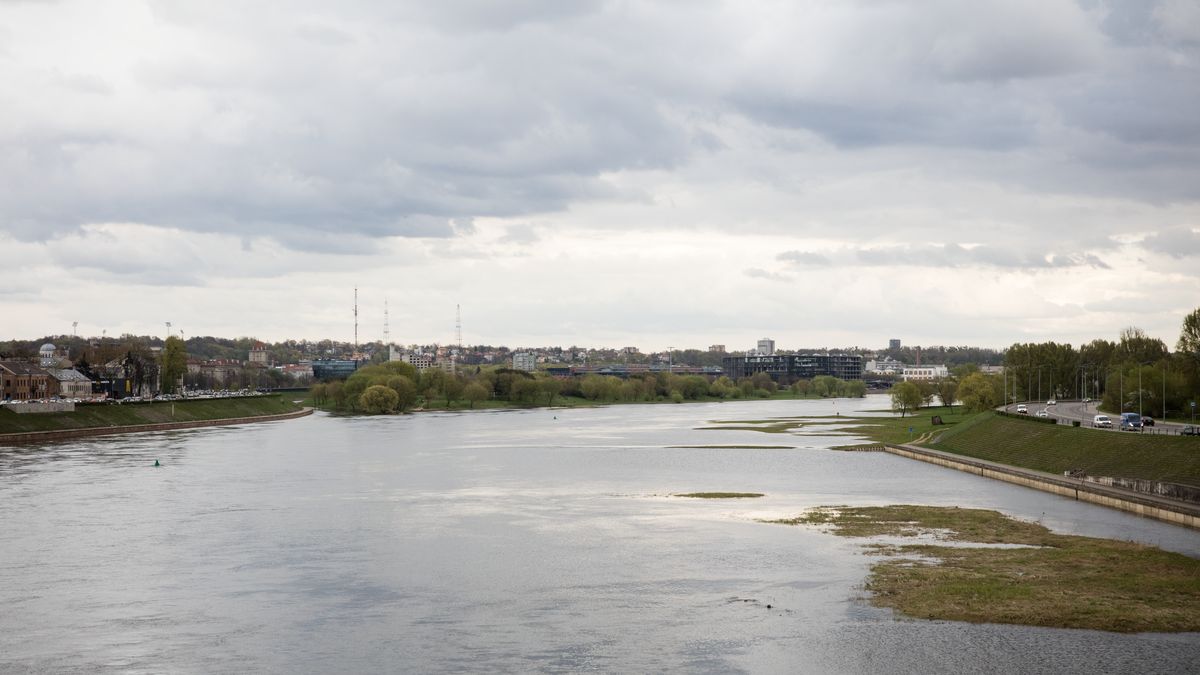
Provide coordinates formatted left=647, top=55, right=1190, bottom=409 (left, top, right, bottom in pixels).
left=765, top=505, right=1200, bottom=633
left=0, top=395, right=302, bottom=434
left=928, top=412, right=1200, bottom=487
left=667, top=445, right=797, bottom=449
left=674, top=492, right=764, bottom=499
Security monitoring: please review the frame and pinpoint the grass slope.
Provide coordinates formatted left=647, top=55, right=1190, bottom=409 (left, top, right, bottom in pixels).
left=928, top=412, right=1200, bottom=487
left=0, top=395, right=302, bottom=434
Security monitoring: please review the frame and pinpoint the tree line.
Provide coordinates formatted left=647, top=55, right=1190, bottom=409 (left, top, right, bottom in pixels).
left=309, top=365, right=867, bottom=414
left=888, top=308, right=1200, bottom=419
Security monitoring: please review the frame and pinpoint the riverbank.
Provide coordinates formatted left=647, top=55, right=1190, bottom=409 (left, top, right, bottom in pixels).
left=0, top=395, right=308, bottom=444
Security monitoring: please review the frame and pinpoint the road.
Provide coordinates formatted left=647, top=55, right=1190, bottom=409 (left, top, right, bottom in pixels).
left=999, top=399, right=1196, bottom=436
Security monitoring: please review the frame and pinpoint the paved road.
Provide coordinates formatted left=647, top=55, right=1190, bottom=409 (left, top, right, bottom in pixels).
left=1000, top=399, right=1196, bottom=436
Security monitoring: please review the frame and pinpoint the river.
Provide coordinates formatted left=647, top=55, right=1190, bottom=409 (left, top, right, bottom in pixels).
left=2, top=395, right=1197, bottom=673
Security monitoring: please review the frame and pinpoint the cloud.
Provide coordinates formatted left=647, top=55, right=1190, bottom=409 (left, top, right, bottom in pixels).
left=744, top=267, right=792, bottom=282
left=776, top=250, right=830, bottom=266
left=1141, top=227, right=1200, bottom=258
left=847, top=243, right=1110, bottom=270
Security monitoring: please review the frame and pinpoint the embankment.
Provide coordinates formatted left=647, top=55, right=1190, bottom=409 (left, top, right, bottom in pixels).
left=0, top=395, right=311, bottom=444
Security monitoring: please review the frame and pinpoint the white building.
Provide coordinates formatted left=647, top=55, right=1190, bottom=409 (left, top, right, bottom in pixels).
left=902, top=365, right=949, bottom=381
left=756, top=338, right=775, bottom=356
left=512, top=352, right=536, bottom=372
left=866, top=356, right=905, bottom=374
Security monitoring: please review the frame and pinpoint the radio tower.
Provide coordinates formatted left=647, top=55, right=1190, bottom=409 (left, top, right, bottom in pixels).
left=455, top=304, right=463, bottom=351
left=353, top=287, right=359, bottom=357
left=383, top=298, right=390, bottom=346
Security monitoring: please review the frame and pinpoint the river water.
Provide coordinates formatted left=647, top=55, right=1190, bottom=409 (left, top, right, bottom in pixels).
left=2, top=395, right=1198, bottom=673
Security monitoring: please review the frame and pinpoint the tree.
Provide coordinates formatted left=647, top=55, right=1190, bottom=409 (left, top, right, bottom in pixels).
left=1179, top=308, right=1200, bottom=357
left=933, top=378, right=958, bottom=410
left=539, top=377, right=561, bottom=406
left=890, top=381, right=922, bottom=417
left=443, top=376, right=465, bottom=407
left=387, top=375, right=418, bottom=411
left=463, top=382, right=489, bottom=408
left=957, top=373, right=1000, bottom=413
left=161, top=336, right=187, bottom=394
left=359, top=385, right=399, bottom=414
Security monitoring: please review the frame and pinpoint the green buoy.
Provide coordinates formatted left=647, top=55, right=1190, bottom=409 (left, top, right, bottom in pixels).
left=154, top=459, right=160, bottom=467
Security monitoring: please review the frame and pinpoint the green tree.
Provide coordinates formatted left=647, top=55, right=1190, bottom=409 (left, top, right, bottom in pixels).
left=957, top=373, right=1000, bottom=413
left=539, top=377, right=561, bottom=406
left=463, top=382, right=489, bottom=408
left=1179, top=308, right=1200, bottom=357
left=387, top=375, right=418, bottom=411
left=443, top=376, right=465, bottom=407
left=161, top=335, right=187, bottom=394
left=933, top=378, right=958, bottom=410
left=360, top=384, right=399, bottom=414
left=890, top=381, right=922, bottom=417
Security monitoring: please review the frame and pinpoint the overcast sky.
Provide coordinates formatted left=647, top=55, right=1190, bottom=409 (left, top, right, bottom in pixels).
left=2, top=0, right=1198, bottom=352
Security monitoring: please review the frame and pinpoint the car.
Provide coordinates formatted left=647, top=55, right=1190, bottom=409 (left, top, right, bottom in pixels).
left=1142, top=417, right=1155, bottom=427
left=1016, top=404, right=1028, bottom=414
left=1119, top=412, right=1142, bottom=431
left=1182, top=425, right=1199, bottom=437
left=1082, top=397, right=1091, bottom=403
left=1047, top=400, right=1057, bottom=406
left=1036, top=410, right=1049, bottom=418
left=1093, top=414, right=1112, bottom=428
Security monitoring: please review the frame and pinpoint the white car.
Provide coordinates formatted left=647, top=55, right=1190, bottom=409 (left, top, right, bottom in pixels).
left=1016, top=404, right=1028, bottom=414
left=1093, top=414, right=1112, bottom=428
left=1036, top=410, right=1049, bottom=418
left=1046, top=400, right=1057, bottom=406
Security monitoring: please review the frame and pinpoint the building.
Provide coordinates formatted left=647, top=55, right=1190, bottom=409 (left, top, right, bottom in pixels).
left=512, top=352, right=537, bottom=372
left=48, top=368, right=93, bottom=398
left=756, top=338, right=776, bottom=356
left=248, top=343, right=270, bottom=366
left=865, top=356, right=905, bottom=375
left=889, top=339, right=901, bottom=350
left=186, top=359, right=244, bottom=386
left=281, top=363, right=315, bottom=381
left=0, top=361, right=55, bottom=401
left=722, top=353, right=863, bottom=382
left=401, top=352, right=434, bottom=371
left=902, top=365, right=949, bottom=381
left=311, top=359, right=360, bottom=380
left=708, top=344, right=726, bottom=353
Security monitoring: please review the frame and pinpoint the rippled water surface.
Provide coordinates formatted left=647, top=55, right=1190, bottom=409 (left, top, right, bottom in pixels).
left=2, top=395, right=1198, bottom=673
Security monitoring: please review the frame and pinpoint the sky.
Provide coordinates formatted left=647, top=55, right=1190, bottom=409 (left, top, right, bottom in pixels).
left=2, top=0, right=1198, bottom=352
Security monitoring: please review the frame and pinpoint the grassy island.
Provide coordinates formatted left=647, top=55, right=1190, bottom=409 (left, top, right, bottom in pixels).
left=766, top=505, right=1200, bottom=633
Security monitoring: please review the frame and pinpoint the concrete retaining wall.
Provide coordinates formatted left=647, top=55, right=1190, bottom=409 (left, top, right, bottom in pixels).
left=884, top=443, right=1200, bottom=530
left=0, top=407, right=313, bottom=445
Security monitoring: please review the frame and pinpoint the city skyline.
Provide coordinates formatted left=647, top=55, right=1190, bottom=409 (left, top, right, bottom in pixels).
left=2, top=1, right=1197, bottom=351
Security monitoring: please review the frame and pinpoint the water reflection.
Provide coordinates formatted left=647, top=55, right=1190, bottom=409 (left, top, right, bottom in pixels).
left=1, top=396, right=1197, bottom=673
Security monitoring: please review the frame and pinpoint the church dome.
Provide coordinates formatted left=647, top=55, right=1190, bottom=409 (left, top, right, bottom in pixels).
left=40, top=343, right=56, bottom=353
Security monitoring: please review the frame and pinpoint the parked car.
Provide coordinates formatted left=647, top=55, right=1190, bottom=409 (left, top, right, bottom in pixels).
left=1181, top=425, right=1199, bottom=437
left=1082, top=397, right=1091, bottom=403
left=1016, top=404, right=1028, bottom=414
left=1119, top=412, right=1142, bottom=431
left=1142, top=417, right=1155, bottom=427
left=1047, top=400, right=1057, bottom=406
left=1093, top=414, right=1112, bottom=428
left=1036, top=410, right=1049, bottom=418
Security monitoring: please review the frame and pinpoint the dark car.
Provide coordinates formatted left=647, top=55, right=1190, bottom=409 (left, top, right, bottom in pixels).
left=1182, top=425, right=1200, bottom=437
left=1142, top=417, right=1155, bottom=427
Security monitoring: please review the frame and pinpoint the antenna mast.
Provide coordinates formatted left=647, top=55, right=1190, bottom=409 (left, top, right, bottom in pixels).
left=455, top=304, right=462, bottom=350
left=384, top=298, right=390, bottom=346
left=353, top=287, right=359, bottom=356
